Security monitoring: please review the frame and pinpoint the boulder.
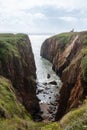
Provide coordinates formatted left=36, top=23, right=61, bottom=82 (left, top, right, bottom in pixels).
left=47, top=74, right=51, bottom=79
left=48, top=81, right=57, bottom=85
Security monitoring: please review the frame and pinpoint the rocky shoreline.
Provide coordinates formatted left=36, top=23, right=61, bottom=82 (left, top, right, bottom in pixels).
left=36, top=79, right=62, bottom=121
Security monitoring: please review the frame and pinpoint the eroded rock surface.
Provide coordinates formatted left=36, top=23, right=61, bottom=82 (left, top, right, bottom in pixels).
left=40, top=31, right=87, bottom=120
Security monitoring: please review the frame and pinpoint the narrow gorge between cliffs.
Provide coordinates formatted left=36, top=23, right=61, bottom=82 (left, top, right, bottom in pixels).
left=29, top=35, right=62, bottom=121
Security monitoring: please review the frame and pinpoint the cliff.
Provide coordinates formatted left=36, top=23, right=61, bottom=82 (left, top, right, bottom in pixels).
left=0, top=76, right=32, bottom=129
left=0, top=34, right=40, bottom=119
left=0, top=33, right=87, bottom=130
left=40, top=31, right=87, bottom=120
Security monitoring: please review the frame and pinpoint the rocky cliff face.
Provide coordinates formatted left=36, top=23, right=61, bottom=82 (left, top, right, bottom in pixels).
left=40, top=31, right=87, bottom=120
left=0, top=34, right=40, bottom=119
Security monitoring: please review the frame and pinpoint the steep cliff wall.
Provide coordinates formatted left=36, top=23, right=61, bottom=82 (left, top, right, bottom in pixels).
left=40, top=31, right=87, bottom=120
left=0, top=34, right=40, bottom=119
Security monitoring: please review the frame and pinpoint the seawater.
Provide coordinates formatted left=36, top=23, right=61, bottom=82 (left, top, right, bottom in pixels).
left=29, top=35, right=62, bottom=121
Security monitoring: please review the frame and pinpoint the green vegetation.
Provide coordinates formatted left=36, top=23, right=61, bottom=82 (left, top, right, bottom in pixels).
left=53, top=32, right=77, bottom=45
left=0, top=33, right=29, bottom=76
left=81, top=33, right=87, bottom=55
left=0, top=33, right=28, bottom=64
left=0, top=76, right=31, bottom=129
left=60, top=100, right=87, bottom=130
left=50, top=32, right=78, bottom=52
left=80, top=33, right=87, bottom=82
left=82, top=57, right=87, bottom=82
left=0, top=33, right=27, bottom=59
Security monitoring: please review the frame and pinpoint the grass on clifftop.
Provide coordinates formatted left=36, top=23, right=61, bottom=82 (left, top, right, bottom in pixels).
left=0, top=33, right=28, bottom=60
left=0, top=33, right=30, bottom=76
left=60, top=99, right=87, bottom=130
left=52, top=32, right=77, bottom=45
left=50, top=32, right=78, bottom=52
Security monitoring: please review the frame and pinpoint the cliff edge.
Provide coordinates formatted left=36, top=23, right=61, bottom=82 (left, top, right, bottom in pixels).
left=0, top=34, right=40, bottom=119
left=40, top=31, right=87, bottom=120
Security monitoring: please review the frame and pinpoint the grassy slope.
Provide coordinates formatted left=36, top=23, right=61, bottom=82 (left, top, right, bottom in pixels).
left=0, top=75, right=31, bottom=130
left=60, top=100, right=87, bottom=130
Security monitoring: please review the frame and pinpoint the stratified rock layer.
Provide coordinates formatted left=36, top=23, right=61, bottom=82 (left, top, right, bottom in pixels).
left=0, top=34, right=40, bottom=118
left=40, top=31, right=87, bottom=120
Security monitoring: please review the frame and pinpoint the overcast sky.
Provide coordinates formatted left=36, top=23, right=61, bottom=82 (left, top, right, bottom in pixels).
left=0, top=0, right=87, bottom=34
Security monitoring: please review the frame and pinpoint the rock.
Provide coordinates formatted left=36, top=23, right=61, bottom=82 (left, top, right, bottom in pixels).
left=0, top=34, right=40, bottom=118
left=48, top=81, right=57, bottom=85
left=48, top=109, right=53, bottom=114
left=39, top=111, right=43, bottom=114
left=48, top=117, right=54, bottom=121
left=43, top=82, right=47, bottom=85
left=40, top=31, right=87, bottom=121
left=36, top=89, right=43, bottom=94
left=33, top=114, right=43, bottom=122
left=47, top=74, right=51, bottom=79
left=45, top=87, right=50, bottom=90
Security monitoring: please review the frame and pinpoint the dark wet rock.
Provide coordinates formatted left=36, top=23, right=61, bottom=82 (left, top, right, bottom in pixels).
left=36, top=89, right=43, bottom=94
left=47, top=74, right=51, bottom=79
left=48, top=109, right=53, bottom=114
left=48, top=81, right=57, bottom=85
left=49, top=117, right=54, bottom=121
left=50, top=102, right=55, bottom=105
left=43, top=82, right=47, bottom=85
left=33, top=114, right=43, bottom=122
left=45, top=87, right=50, bottom=90
left=39, top=111, right=43, bottom=114
left=37, top=98, right=41, bottom=102
left=44, top=92, right=48, bottom=94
